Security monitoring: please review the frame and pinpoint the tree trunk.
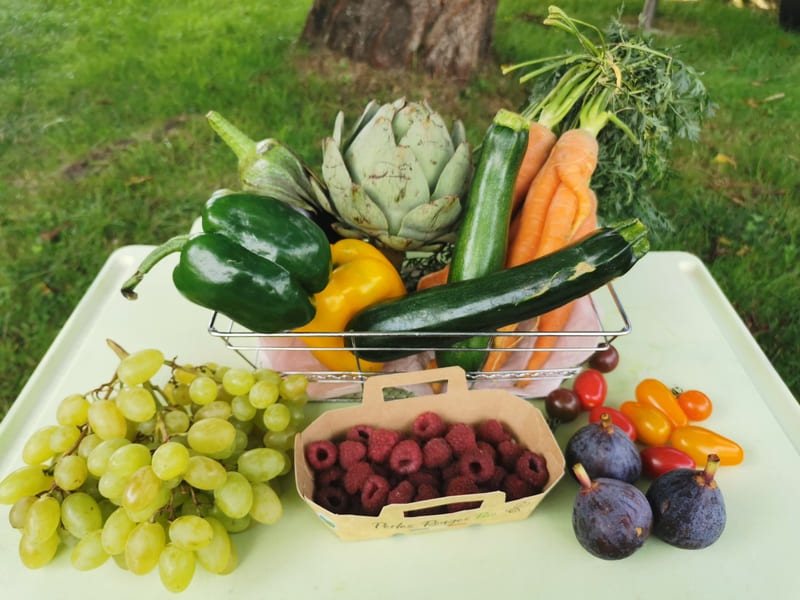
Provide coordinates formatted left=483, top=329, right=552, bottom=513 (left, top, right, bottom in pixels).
left=301, top=0, right=499, bottom=80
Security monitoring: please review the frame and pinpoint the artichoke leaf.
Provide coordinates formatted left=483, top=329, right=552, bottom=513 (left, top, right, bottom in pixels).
left=322, top=136, right=356, bottom=214
left=343, top=103, right=398, bottom=185
left=396, top=195, right=462, bottom=242
left=431, top=141, right=472, bottom=201
left=450, top=119, right=468, bottom=148
left=343, top=99, right=382, bottom=148
left=397, top=111, right=455, bottom=190
left=359, top=144, right=430, bottom=234
left=332, top=111, right=345, bottom=149
left=332, top=184, right=389, bottom=237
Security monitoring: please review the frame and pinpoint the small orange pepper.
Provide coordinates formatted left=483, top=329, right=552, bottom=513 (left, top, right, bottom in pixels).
left=635, top=378, right=689, bottom=428
left=619, top=401, right=673, bottom=446
left=669, top=425, right=744, bottom=466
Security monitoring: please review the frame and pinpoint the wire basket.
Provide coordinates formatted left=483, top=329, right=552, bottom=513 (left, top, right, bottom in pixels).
left=207, top=283, right=631, bottom=399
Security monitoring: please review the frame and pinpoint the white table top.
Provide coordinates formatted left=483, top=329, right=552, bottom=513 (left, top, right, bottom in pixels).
left=1, top=246, right=798, bottom=599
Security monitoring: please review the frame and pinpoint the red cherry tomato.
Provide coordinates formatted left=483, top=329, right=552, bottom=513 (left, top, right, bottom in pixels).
left=572, top=369, right=607, bottom=410
left=635, top=378, right=689, bottom=428
left=588, top=345, right=619, bottom=373
left=588, top=406, right=636, bottom=441
left=676, top=389, right=713, bottom=422
left=640, top=446, right=696, bottom=479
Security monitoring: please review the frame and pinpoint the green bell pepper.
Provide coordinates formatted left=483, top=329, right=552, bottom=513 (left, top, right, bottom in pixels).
left=121, top=191, right=332, bottom=333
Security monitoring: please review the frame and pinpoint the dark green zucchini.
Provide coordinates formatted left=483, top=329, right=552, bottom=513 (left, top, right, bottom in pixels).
left=437, top=109, right=530, bottom=372
left=346, top=219, right=648, bottom=362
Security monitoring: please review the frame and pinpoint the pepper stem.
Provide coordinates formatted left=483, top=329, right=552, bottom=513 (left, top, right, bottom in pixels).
left=206, top=110, right=257, bottom=163
left=120, top=234, right=191, bottom=300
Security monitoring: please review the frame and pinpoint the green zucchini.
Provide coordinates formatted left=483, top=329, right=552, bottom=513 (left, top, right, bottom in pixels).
left=436, top=109, right=530, bottom=372
left=346, top=219, right=649, bottom=363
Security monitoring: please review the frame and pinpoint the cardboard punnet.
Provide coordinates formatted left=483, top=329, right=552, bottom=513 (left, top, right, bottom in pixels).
left=293, top=366, right=566, bottom=541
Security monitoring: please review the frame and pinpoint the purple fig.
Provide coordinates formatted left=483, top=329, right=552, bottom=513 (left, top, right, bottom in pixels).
left=565, top=413, right=642, bottom=483
left=646, top=453, right=726, bottom=549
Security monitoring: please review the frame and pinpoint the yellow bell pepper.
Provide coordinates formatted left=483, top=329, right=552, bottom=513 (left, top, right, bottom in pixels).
left=294, top=239, right=407, bottom=372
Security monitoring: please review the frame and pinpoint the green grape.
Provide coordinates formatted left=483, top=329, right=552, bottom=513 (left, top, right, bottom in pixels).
left=250, top=482, right=283, bottom=525
left=194, top=517, right=231, bottom=574
left=232, top=429, right=249, bottom=455
left=187, top=417, right=236, bottom=456
left=168, top=515, right=213, bottom=551
left=53, top=454, right=89, bottom=491
left=50, top=425, right=82, bottom=454
left=164, top=409, right=190, bottom=434
left=115, top=386, right=157, bottom=423
left=77, top=433, right=102, bottom=459
left=248, top=379, right=279, bottom=409
left=0, top=466, right=53, bottom=504
left=218, top=538, right=239, bottom=575
left=18, top=531, right=59, bottom=569
left=121, top=465, right=163, bottom=514
left=22, top=426, right=58, bottom=466
left=117, top=348, right=164, bottom=386
left=88, top=400, right=128, bottom=440
left=183, top=455, right=227, bottom=491
left=159, top=543, right=196, bottom=593
left=193, top=400, right=233, bottom=421
left=125, top=521, right=166, bottom=575
left=172, top=366, right=198, bottom=386
left=262, top=402, right=291, bottom=432
left=70, top=529, right=109, bottom=571
left=61, top=491, right=103, bottom=539
left=278, top=452, right=292, bottom=476
left=287, top=402, right=307, bottom=428
left=230, top=395, right=257, bottom=422
left=101, top=507, right=136, bottom=555
left=222, top=367, right=255, bottom=397
left=253, top=368, right=282, bottom=384
left=124, top=484, right=170, bottom=523
left=213, top=471, right=253, bottom=519
left=137, top=417, right=157, bottom=437
left=188, top=375, right=218, bottom=406
left=24, top=495, right=61, bottom=542
left=262, top=425, right=298, bottom=452
left=164, top=382, right=192, bottom=407
left=107, top=443, right=151, bottom=478
left=87, top=437, right=130, bottom=477
left=230, top=416, right=254, bottom=435
left=151, top=441, right=190, bottom=481
left=57, top=393, right=91, bottom=426
left=237, top=447, right=286, bottom=483
left=279, top=373, right=309, bottom=402
left=207, top=505, right=251, bottom=533
left=9, top=495, right=37, bottom=529
left=98, top=470, right=129, bottom=501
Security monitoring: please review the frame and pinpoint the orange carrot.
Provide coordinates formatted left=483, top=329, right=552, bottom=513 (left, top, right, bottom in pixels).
left=530, top=183, right=578, bottom=259
left=515, top=302, right=577, bottom=379
left=549, top=128, right=599, bottom=237
left=416, top=264, right=450, bottom=291
left=510, top=123, right=558, bottom=216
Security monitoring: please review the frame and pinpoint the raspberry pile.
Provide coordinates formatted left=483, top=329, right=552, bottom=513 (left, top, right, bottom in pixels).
left=305, top=411, right=550, bottom=516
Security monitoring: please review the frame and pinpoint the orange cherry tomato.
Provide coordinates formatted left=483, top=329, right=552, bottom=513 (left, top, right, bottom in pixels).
left=669, top=425, right=744, bottom=466
left=635, top=378, right=689, bottom=428
left=676, top=389, right=713, bottom=422
left=619, top=401, right=673, bottom=446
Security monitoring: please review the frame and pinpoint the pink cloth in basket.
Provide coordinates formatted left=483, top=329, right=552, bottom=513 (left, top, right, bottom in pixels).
left=257, top=295, right=602, bottom=400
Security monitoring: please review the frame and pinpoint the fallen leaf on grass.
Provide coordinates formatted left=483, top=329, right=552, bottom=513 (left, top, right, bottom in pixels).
left=39, top=222, right=72, bottom=242
left=744, top=98, right=759, bottom=108
left=763, top=93, right=785, bottom=103
left=125, top=175, right=152, bottom=187
left=712, top=153, right=737, bottom=168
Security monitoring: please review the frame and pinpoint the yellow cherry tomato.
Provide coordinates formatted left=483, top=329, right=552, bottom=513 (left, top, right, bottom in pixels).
left=669, top=425, right=744, bottom=466
left=619, top=401, right=673, bottom=446
left=635, top=378, right=689, bottom=428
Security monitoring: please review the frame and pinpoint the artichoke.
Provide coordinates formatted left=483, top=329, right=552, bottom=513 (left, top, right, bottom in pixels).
left=318, top=98, right=473, bottom=252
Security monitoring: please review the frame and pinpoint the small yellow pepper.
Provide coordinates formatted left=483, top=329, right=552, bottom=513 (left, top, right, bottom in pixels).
left=294, top=239, right=407, bottom=372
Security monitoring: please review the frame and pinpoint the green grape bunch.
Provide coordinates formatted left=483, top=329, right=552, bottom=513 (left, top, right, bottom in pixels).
left=0, top=339, right=310, bottom=593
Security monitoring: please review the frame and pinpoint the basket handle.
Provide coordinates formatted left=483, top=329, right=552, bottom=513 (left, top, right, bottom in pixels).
left=377, top=489, right=507, bottom=520
left=361, top=366, right=469, bottom=407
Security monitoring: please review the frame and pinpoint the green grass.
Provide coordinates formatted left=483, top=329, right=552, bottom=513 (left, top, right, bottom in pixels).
left=1, top=0, right=798, bottom=419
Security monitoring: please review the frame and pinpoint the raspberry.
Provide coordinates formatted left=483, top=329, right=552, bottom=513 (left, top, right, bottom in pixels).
left=407, top=468, right=440, bottom=490
left=346, top=424, right=374, bottom=444
left=315, top=466, right=344, bottom=489
left=414, top=482, right=440, bottom=502
left=484, top=464, right=507, bottom=491
left=445, top=422, right=477, bottom=456
left=361, top=474, right=390, bottom=515
left=412, top=411, right=447, bottom=440
left=475, top=419, right=510, bottom=445
left=338, top=440, right=367, bottom=469
left=343, top=460, right=374, bottom=495
left=367, top=428, right=403, bottom=464
left=502, top=473, right=533, bottom=501
left=497, top=439, right=524, bottom=470
left=389, top=439, right=423, bottom=475
left=458, top=448, right=496, bottom=484
left=515, top=450, right=549, bottom=491
left=305, top=440, right=338, bottom=471
left=441, top=461, right=460, bottom=482
left=445, top=475, right=480, bottom=512
left=476, top=440, right=497, bottom=462
left=314, top=485, right=349, bottom=513
left=422, top=437, right=453, bottom=469
left=387, top=479, right=416, bottom=504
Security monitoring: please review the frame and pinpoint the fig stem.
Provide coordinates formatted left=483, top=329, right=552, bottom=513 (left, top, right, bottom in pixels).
left=600, top=412, right=614, bottom=433
left=572, top=463, right=593, bottom=490
left=702, top=453, right=721, bottom=484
